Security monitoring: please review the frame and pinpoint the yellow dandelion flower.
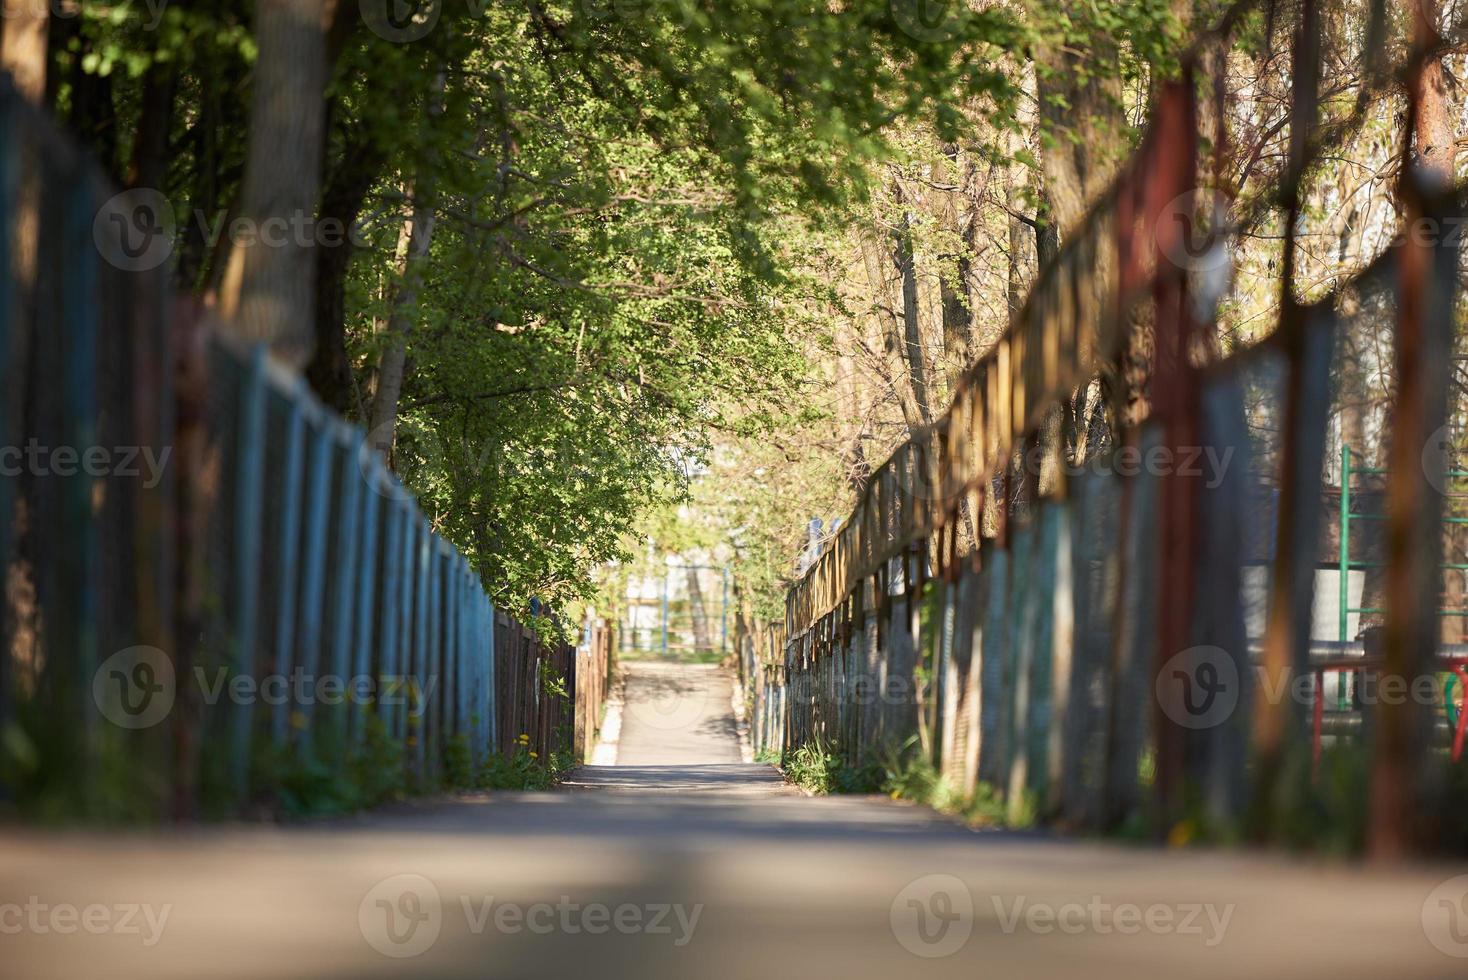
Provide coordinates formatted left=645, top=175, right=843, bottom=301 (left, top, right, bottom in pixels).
left=1167, top=819, right=1197, bottom=849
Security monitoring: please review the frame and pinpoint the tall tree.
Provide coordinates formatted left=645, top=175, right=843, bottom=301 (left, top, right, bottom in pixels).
left=216, top=0, right=331, bottom=367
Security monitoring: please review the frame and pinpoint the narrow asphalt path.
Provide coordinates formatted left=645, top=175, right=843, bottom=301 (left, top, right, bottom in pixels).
left=3, top=660, right=1464, bottom=978
left=612, top=660, right=745, bottom=766
left=568, top=660, right=784, bottom=794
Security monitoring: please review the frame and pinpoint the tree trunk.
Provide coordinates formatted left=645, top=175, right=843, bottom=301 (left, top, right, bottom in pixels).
left=1034, top=37, right=1124, bottom=238
left=1377, top=0, right=1460, bottom=644
left=1006, top=211, right=1032, bottom=320
left=50, top=13, right=117, bottom=177
left=1, top=0, right=48, bottom=104
left=1005, top=108, right=1041, bottom=318
left=1036, top=38, right=1124, bottom=459
left=1413, top=0, right=1455, bottom=180
left=685, top=566, right=712, bottom=654
left=308, top=118, right=389, bottom=416
left=834, top=314, right=871, bottom=493
left=933, top=144, right=984, bottom=550
left=368, top=187, right=437, bottom=460
left=1364, top=0, right=1458, bottom=858
left=174, top=58, right=242, bottom=294
left=1415, top=0, right=1462, bottom=639
left=893, top=187, right=932, bottom=428
left=216, top=0, right=330, bottom=368
left=1338, top=315, right=1383, bottom=639
left=937, top=143, right=977, bottom=388
left=0, top=0, right=47, bottom=749
left=367, top=68, right=445, bottom=461
left=127, top=62, right=176, bottom=192
left=859, top=229, right=926, bottom=433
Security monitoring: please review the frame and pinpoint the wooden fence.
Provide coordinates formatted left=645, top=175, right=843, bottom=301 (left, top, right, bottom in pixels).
left=0, top=74, right=609, bottom=820
left=574, top=620, right=615, bottom=762
left=492, top=611, right=613, bottom=765
left=760, top=2, right=1467, bottom=853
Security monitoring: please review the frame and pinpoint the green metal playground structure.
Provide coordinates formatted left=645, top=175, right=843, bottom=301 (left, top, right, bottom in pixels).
left=1335, top=444, right=1468, bottom=761
left=618, top=563, right=732, bottom=659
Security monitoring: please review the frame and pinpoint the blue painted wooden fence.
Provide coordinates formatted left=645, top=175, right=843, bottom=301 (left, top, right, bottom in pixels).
left=0, top=74, right=604, bottom=820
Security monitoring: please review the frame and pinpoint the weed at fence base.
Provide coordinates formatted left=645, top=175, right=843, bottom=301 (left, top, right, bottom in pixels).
left=768, top=737, right=1032, bottom=829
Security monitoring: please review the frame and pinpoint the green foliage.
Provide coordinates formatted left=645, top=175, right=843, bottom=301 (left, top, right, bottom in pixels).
left=916, top=580, right=942, bottom=688
left=541, top=662, right=571, bottom=703
left=342, top=3, right=840, bottom=610
left=1441, top=759, right=1468, bottom=857
left=443, top=734, right=476, bottom=790
left=778, top=736, right=1028, bottom=828
left=878, top=738, right=1027, bottom=828
left=0, top=706, right=168, bottom=824
left=478, top=732, right=578, bottom=791
left=45, top=0, right=1194, bottom=630
left=1138, top=748, right=1157, bottom=788
left=780, top=741, right=883, bottom=795
left=478, top=742, right=556, bottom=791
left=51, top=0, right=1049, bottom=619
left=250, top=711, right=406, bottom=818
left=1257, top=748, right=1368, bottom=856
left=250, top=721, right=579, bottom=817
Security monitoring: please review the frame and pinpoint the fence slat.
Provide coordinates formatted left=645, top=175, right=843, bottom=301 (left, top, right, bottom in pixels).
left=1044, top=500, right=1074, bottom=817
left=489, top=595, right=498, bottom=761
left=270, top=393, right=305, bottom=747
left=229, top=344, right=267, bottom=799
left=412, top=515, right=429, bottom=782
left=394, top=501, right=416, bottom=745
left=1191, top=376, right=1255, bottom=829
left=1370, top=175, right=1459, bottom=855
left=61, top=177, right=101, bottom=791
left=350, top=456, right=381, bottom=742
left=457, top=562, right=471, bottom=742
left=1254, top=311, right=1335, bottom=835
left=978, top=546, right=1009, bottom=789
left=325, top=428, right=363, bottom=754
left=0, top=93, right=14, bottom=760
left=442, top=553, right=458, bottom=748
left=294, top=416, right=333, bottom=754
left=376, top=496, right=401, bottom=740
left=1105, top=426, right=1163, bottom=830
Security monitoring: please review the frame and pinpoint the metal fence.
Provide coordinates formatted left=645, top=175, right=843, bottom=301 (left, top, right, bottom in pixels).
left=0, top=74, right=610, bottom=821
left=759, top=2, right=1467, bottom=852
left=618, top=563, right=731, bottom=659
